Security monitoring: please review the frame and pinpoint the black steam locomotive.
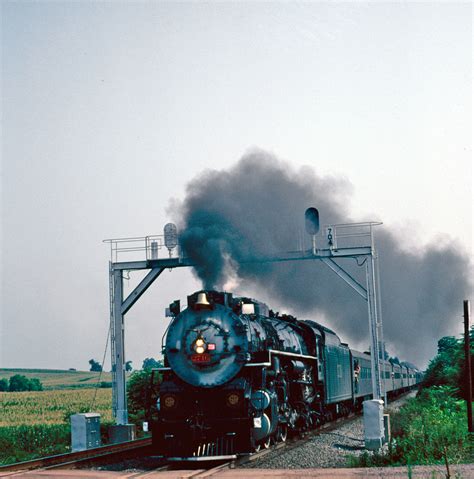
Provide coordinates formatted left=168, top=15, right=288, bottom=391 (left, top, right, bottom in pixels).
left=151, top=290, right=421, bottom=460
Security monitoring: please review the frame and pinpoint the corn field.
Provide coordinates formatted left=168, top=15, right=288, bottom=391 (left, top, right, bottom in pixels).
left=0, top=388, right=113, bottom=464
left=0, top=389, right=113, bottom=426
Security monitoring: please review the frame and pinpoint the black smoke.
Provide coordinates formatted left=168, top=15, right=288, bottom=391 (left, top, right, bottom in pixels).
left=174, top=150, right=471, bottom=367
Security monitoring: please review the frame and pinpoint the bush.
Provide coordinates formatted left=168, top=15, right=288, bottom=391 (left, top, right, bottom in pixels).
left=0, top=424, right=70, bottom=465
left=393, top=386, right=471, bottom=468
left=349, top=385, right=472, bottom=473
left=0, top=379, right=8, bottom=391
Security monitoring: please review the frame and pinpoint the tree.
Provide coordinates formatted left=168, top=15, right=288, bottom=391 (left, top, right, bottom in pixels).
left=421, top=329, right=474, bottom=401
left=89, top=359, right=102, bottom=372
left=9, top=374, right=32, bottom=392
left=8, top=374, right=43, bottom=392
left=125, top=361, right=133, bottom=372
left=0, top=378, right=8, bottom=391
left=142, top=357, right=163, bottom=370
left=127, top=369, right=162, bottom=423
left=437, top=336, right=459, bottom=355
left=29, top=378, right=43, bottom=391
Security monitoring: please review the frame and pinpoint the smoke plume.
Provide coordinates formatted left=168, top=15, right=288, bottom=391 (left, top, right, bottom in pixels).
left=175, top=150, right=471, bottom=367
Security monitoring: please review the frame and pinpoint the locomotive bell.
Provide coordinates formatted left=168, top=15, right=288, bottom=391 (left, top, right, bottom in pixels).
left=196, top=292, right=211, bottom=307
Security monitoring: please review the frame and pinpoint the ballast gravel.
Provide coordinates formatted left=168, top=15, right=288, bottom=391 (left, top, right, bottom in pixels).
left=241, top=393, right=416, bottom=469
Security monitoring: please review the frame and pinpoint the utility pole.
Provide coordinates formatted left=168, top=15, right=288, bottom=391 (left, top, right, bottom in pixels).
left=464, top=300, right=473, bottom=434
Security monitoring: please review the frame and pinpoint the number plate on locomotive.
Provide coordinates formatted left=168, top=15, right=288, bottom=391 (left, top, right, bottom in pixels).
left=191, top=353, right=211, bottom=363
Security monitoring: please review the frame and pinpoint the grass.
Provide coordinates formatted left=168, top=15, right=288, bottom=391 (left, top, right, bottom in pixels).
left=0, top=368, right=113, bottom=390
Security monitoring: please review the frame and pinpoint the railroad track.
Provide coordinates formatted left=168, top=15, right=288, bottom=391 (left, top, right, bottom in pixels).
left=0, top=437, right=154, bottom=474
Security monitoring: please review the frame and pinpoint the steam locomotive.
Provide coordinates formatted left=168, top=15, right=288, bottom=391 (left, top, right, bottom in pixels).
left=151, top=290, right=422, bottom=460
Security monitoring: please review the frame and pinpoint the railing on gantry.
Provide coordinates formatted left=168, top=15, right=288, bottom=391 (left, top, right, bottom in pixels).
left=103, top=235, right=182, bottom=263
left=322, top=222, right=383, bottom=251
left=103, top=221, right=383, bottom=264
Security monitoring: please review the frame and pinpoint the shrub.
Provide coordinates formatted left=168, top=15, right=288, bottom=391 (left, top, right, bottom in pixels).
left=0, top=424, right=70, bottom=465
left=349, top=385, right=472, bottom=474
left=393, top=386, right=471, bottom=469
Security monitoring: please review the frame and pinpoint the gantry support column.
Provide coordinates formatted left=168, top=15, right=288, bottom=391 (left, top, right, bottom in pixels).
left=112, top=269, right=127, bottom=425
left=320, top=253, right=382, bottom=400
left=366, top=254, right=382, bottom=400
left=110, top=264, right=166, bottom=425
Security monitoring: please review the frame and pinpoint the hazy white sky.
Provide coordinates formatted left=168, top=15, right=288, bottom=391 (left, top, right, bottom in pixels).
left=1, top=1, right=472, bottom=370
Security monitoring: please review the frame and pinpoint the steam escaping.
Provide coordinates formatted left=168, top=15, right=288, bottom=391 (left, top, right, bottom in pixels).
left=175, top=150, right=471, bottom=367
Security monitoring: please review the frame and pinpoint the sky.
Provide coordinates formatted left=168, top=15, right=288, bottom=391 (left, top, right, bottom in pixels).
left=1, top=1, right=472, bottom=371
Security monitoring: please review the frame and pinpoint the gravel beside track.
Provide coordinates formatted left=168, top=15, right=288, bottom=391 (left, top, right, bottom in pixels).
left=241, top=392, right=416, bottom=469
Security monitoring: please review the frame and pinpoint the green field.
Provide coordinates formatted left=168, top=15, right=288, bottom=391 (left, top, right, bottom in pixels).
left=0, top=368, right=113, bottom=390
left=0, top=369, right=115, bottom=465
left=0, top=389, right=113, bottom=426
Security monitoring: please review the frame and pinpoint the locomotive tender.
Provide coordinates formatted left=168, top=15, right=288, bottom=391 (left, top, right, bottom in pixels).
left=152, top=290, right=421, bottom=460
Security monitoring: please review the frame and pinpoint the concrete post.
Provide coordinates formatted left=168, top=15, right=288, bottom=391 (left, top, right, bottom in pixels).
left=363, top=399, right=384, bottom=450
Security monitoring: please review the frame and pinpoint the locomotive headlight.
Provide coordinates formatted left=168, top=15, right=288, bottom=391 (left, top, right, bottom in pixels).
left=194, top=337, right=207, bottom=354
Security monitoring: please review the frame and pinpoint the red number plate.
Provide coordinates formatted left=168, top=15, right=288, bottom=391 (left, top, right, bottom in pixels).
left=191, top=353, right=211, bottom=363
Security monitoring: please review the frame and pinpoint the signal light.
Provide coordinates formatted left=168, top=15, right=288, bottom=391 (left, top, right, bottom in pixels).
left=195, top=346, right=206, bottom=354
left=195, top=338, right=205, bottom=347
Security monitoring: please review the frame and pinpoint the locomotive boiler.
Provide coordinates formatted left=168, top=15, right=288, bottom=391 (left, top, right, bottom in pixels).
left=151, top=290, right=421, bottom=460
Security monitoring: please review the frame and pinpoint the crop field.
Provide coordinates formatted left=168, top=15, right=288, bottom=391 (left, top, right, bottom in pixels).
left=0, top=368, right=113, bottom=390
left=0, top=370, right=115, bottom=464
left=0, top=388, right=113, bottom=426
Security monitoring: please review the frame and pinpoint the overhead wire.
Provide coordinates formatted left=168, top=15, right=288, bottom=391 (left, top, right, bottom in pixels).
left=89, top=325, right=111, bottom=412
